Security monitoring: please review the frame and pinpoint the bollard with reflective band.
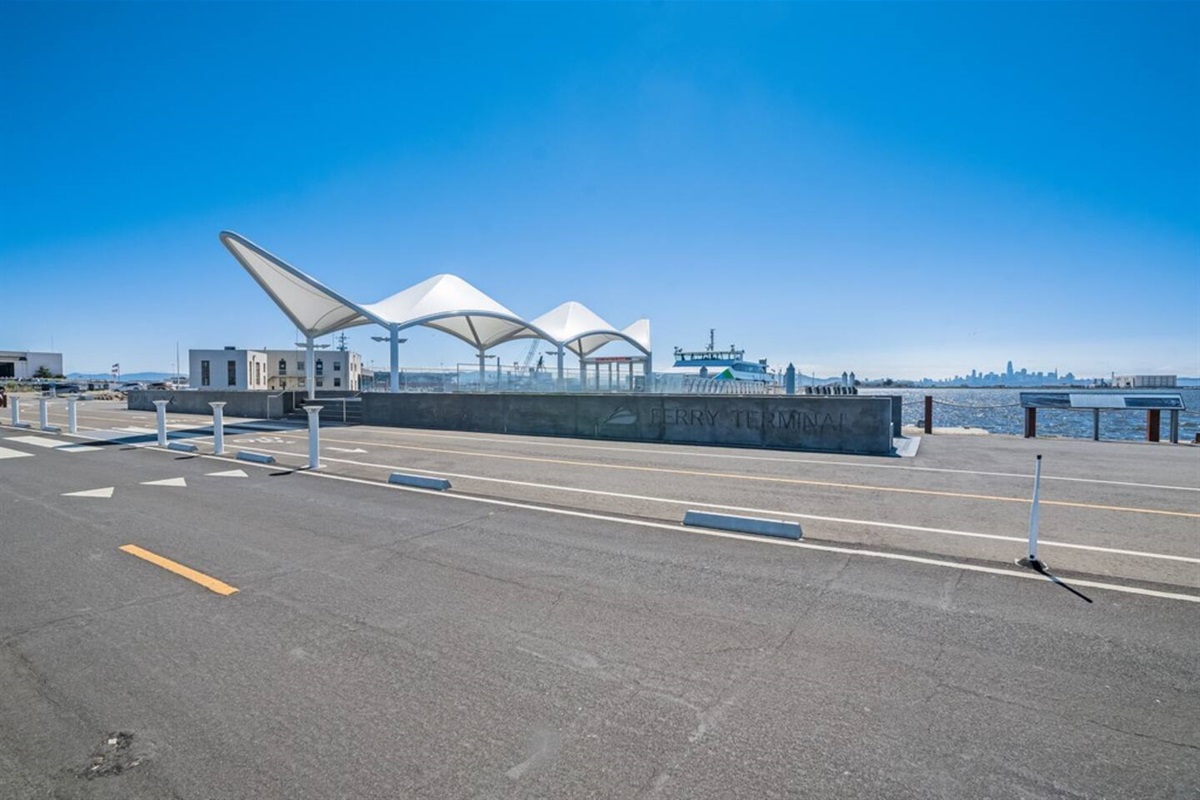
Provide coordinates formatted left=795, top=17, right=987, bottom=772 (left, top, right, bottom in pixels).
left=67, top=396, right=78, bottom=434
left=39, top=397, right=49, bottom=430
left=305, top=406, right=323, bottom=469
left=10, top=396, right=19, bottom=426
left=153, top=400, right=169, bottom=446
left=209, top=402, right=226, bottom=455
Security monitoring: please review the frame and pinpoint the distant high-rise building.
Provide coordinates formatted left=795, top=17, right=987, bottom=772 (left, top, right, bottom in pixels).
left=1006, top=360, right=1014, bottom=378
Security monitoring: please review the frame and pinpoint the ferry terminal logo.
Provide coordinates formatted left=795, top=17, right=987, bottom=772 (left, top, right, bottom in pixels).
left=603, top=405, right=637, bottom=426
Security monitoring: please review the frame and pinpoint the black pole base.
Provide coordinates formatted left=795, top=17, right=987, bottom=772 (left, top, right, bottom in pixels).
left=1017, top=556, right=1046, bottom=572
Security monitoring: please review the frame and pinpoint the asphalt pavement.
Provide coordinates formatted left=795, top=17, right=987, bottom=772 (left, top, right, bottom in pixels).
left=1, top=402, right=1198, bottom=798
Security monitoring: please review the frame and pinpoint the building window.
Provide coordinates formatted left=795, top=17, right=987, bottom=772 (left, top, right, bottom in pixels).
left=254, top=361, right=261, bottom=386
left=201, top=360, right=210, bottom=387
left=296, top=360, right=303, bottom=371
left=315, top=358, right=324, bottom=375
left=227, top=360, right=237, bottom=386
left=279, top=358, right=287, bottom=375
left=334, top=361, right=341, bottom=371
left=316, top=378, right=324, bottom=388
left=334, top=377, right=341, bottom=388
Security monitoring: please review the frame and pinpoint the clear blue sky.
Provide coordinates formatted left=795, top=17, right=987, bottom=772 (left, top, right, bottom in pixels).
left=2, top=1, right=1197, bottom=379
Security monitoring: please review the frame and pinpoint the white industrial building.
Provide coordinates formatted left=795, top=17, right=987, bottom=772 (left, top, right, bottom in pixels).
left=0, top=350, right=64, bottom=380
left=1114, top=375, right=1177, bottom=388
left=190, top=347, right=361, bottom=391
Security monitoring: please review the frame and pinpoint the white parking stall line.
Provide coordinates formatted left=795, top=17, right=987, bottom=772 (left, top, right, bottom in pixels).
left=3, top=435, right=101, bottom=453
left=0, top=446, right=34, bottom=460
left=230, top=445, right=1200, bottom=566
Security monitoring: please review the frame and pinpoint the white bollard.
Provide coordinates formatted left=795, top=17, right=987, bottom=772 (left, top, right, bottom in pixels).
left=153, top=400, right=169, bottom=446
left=67, top=396, right=78, bottom=434
left=10, top=396, right=20, bottom=426
left=39, top=396, right=49, bottom=430
left=305, top=405, right=323, bottom=469
left=209, top=402, right=226, bottom=455
left=1022, top=454, right=1044, bottom=569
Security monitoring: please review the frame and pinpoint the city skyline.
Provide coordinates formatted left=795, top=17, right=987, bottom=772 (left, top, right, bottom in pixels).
left=2, top=3, right=1197, bottom=378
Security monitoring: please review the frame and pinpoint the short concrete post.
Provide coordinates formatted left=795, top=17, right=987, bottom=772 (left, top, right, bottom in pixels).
left=39, top=396, right=50, bottom=430
left=305, top=405, right=323, bottom=469
left=10, top=396, right=20, bottom=426
left=209, top=402, right=226, bottom=455
left=67, top=396, right=78, bottom=434
left=153, top=400, right=169, bottom=446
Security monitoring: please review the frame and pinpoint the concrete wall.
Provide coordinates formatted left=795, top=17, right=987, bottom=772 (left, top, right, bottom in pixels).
left=128, top=390, right=296, bottom=419
left=362, top=393, right=894, bottom=454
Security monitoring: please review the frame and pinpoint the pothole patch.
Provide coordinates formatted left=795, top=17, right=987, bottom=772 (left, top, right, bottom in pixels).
left=82, top=731, right=142, bottom=779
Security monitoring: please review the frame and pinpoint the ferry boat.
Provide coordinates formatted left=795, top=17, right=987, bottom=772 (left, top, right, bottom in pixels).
left=669, top=330, right=774, bottom=383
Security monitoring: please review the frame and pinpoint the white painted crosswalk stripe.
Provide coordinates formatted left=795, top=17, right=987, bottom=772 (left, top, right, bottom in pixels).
left=4, top=435, right=99, bottom=453
left=0, top=446, right=34, bottom=460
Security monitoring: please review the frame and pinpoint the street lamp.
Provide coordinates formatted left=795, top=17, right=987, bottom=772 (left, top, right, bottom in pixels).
left=294, top=340, right=330, bottom=400
left=371, top=333, right=407, bottom=393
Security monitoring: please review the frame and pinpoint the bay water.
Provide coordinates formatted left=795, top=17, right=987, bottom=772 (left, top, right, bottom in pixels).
left=858, top=387, right=1200, bottom=442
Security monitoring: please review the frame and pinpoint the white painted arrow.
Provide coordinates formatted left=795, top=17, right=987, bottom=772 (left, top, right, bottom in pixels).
left=63, top=487, right=114, bottom=498
left=141, top=477, right=187, bottom=487
left=327, top=447, right=367, bottom=453
left=206, top=469, right=248, bottom=478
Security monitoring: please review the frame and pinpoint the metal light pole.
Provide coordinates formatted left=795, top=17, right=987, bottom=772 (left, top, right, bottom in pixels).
left=294, top=339, right=330, bottom=400
left=371, top=329, right=407, bottom=393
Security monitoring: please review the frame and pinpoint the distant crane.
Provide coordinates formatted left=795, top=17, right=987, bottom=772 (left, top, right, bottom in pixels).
left=522, top=340, right=540, bottom=371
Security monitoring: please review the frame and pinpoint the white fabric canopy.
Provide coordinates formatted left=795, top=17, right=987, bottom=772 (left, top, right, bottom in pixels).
left=529, top=302, right=652, bottom=358
left=620, top=319, right=652, bottom=354
left=219, top=232, right=652, bottom=361
left=220, top=232, right=377, bottom=338
left=361, top=274, right=542, bottom=349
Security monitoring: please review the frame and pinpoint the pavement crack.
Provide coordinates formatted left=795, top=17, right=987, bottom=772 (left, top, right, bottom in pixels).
left=1, top=588, right=191, bottom=646
left=1081, top=716, right=1200, bottom=752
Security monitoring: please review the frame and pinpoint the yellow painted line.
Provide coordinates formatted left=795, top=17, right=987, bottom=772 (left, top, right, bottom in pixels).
left=250, top=436, right=1200, bottom=520
left=121, top=442, right=1200, bottom=605
left=118, top=544, right=239, bottom=596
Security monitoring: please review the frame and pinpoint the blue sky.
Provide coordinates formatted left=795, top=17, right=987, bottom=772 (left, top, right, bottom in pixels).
left=1, top=1, right=1197, bottom=379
